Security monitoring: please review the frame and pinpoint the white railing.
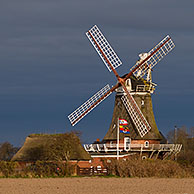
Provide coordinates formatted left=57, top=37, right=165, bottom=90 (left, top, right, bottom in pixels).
left=83, top=143, right=182, bottom=153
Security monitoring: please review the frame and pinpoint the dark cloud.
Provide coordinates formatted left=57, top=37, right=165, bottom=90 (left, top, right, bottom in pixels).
left=0, top=0, right=193, bottom=145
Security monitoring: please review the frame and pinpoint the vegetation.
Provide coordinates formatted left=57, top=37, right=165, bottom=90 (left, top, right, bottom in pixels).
left=0, top=161, right=18, bottom=177
left=0, top=158, right=193, bottom=178
left=0, top=142, right=19, bottom=161
left=167, top=126, right=194, bottom=166
left=23, top=133, right=77, bottom=161
left=103, top=157, right=193, bottom=178
left=0, top=161, right=76, bottom=178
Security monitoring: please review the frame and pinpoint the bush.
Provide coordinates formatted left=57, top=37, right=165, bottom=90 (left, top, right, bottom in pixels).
left=24, top=161, right=76, bottom=177
left=0, top=161, right=76, bottom=178
left=103, top=157, right=192, bottom=178
left=0, top=161, right=19, bottom=177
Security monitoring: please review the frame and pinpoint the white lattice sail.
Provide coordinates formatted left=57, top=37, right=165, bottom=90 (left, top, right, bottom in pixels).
left=86, top=25, right=122, bottom=72
left=68, top=84, right=112, bottom=126
left=121, top=94, right=151, bottom=137
left=131, top=35, right=175, bottom=78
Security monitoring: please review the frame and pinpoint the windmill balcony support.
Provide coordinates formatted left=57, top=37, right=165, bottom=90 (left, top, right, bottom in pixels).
left=136, top=85, right=147, bottom=92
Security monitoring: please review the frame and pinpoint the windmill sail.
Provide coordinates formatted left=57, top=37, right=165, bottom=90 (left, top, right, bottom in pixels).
left=86, top=25, right=122, bottom=72
left=130, top=35, right=175, bottom=78
left=121, top=94, right=151, bottom=137
left=68, top=84, right=112, bottom=126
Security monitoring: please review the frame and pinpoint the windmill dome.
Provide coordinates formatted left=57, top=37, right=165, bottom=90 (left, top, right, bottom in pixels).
left=139, top=52, right=148, bottom=60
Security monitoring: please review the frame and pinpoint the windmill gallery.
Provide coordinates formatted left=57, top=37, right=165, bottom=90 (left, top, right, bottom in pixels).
left=68, top=25, right=182, bottom=161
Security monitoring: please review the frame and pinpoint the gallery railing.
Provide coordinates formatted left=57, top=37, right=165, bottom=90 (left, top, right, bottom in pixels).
left=83, top=143, right=182, bottom=153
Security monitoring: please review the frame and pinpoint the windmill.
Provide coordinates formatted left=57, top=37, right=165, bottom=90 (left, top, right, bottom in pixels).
left=68, top=24, right=175, bottom=143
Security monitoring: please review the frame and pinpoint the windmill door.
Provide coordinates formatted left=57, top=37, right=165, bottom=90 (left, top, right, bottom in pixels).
left=124, top=137, right=131, bottom=151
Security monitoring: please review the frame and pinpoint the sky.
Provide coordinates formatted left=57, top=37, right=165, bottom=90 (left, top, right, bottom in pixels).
left=0, top=0, right=194, bottom=146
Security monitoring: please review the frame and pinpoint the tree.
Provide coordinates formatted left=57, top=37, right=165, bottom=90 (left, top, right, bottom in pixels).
left=167, top=126, right=188, bottom=144
left=0, top=142, right=18, bottom=161
left=167, top=126, right=194, bottom=164
left=189, top=127, right=194, bottom=138
left=44, top=132, right=79, bottom=161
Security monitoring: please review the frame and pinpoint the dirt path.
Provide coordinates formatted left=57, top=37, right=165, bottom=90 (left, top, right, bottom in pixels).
left=0, top=178, right=193, bottom=194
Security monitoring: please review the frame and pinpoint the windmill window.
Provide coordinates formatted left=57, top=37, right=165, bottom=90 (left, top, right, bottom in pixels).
left=144, top=141, right=149, bottom=148
left=124, top=137, right=131, bottom=151
left=142, top=156, right=147, bottom=160
left=127, top=80, right=129, bottom=86
left=126, top=79, right=131, bottom=87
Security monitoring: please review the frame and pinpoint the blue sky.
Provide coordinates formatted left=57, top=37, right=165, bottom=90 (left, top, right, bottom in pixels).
left=0, top=0, right=194, bottom=146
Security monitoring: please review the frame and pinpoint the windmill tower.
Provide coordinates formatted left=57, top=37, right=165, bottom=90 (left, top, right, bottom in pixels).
left=68, top=25, right=182, bottom=159
left=103, top=74, right=161, bottom=143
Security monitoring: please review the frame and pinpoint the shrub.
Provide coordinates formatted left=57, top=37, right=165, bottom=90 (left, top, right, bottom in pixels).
left=0, top=160, right=76, bottom=178
left=103, top=157, right=192, bottom=178
left=0, top=161, right=19, bottom=177
left=25, top=161, right=76, bottom=177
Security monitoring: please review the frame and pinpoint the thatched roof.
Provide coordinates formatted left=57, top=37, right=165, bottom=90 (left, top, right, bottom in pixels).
left=12, top=132, right=91, bottom=162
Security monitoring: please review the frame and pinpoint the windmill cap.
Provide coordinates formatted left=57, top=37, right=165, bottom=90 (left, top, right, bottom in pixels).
left=139, top=53, right=148, bottom=60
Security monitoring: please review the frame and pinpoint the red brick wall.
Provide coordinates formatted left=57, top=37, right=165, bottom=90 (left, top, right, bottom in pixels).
left=105, top=139, right=160, bottom=145
left=131, top=140, right=160, bottom=144
left=70, top=158, right=105, bottom=168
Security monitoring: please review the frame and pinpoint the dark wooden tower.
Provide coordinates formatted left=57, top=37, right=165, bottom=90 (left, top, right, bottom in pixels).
left=103, top=76, right=162, bottom=142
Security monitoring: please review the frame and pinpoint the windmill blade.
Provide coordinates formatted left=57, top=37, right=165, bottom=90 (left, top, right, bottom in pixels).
left=68, top=84, right=112, bottom=126
left=130, top=35, right=175, bottom=78
left=119, top=80, right=151, bottom=137
left=86, top=25, right=122, bottom=72
left=121, top=93, right=151, bottom=137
